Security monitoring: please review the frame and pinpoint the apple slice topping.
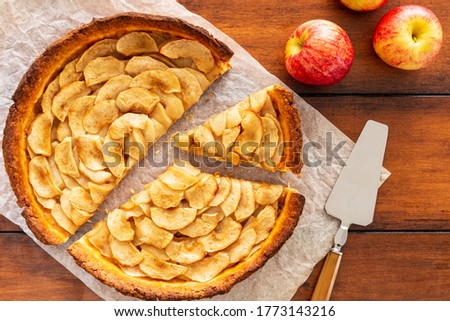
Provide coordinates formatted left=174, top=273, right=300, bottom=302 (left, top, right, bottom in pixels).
left=160, top=39, right=215, bottom=73
left=116, top=32, right=158, bottom=56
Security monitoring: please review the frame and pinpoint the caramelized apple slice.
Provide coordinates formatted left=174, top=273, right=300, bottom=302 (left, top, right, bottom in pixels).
left=107, top=208, right=134, bottom=241
left=255, top=184, right=284, bottom=205
left=236, top=111, right=263, bottom=154
left=95, top=75, right=132, bottom=102
left=150, top=103, right=173, bottom=129
left=83, top=56, right=126, bottom=87
left=68, top=96, right=95, bottom=137
left=234, top=180, right=256, bottom=222
left=261, top=116, right=279, bottom=158
left=139, top=252, right=187, bottom=280
left=116, top=88, right=159, bottom=114
left=209, top=177, right=232, bottom=207
left=222, top=228, right=257, bottom=263
left=243, top=205, right=277, bottom=244
left=140, top=244, right=170, bottom=261
left=88, top=182, right=115, bottom=204
left=83, top=100, right=120, bottom=134
left=86, top=220, right=112, bottom=258
left=75, top=135, right=106, bottom=171
left=103, top=135, right=125, bottom=178
left=219, top=178, right=241, bottom=216
left=29, top=156, right=61, bottom=198
left=59, top=59, right=82, bottom=87
left=199, top=217, right=242, bottom=252
left=70, top=207, right=92, bottom=226
left=125, top=56, right=169, bottom=76
left=116, top=32, right=158, bottom=56
left=179, top=213, right=220, bottom=238
left=108, top=113, right=148, bottom=140
left=130, top=69, right=181, bottom=93
left=51, top=204, right=77, bottom=234
left=165, top=238, right=206, bottom=264
left=41, top=78, right=60, bottom=116
left=54, top=137, right=79, bottom=178
left=222, top=126, right=241, bottom=150
left=185, top=68, right=210, bottom=91
left=79, top=162, right=113, bottom=185
left=148, top=179, right=184, bottom=209
left=27, top=113, right=52, bottom=156
left=208, top=112, right=226, bottom=137
left=156, top=91, right=185, bottom=121
left=76, top=39, right=118, bottom=72
left=110, top=237, right=143, bottom=267
left=225, top=106, right=242, bottom=128
left=158, top=165, right=200, bottom=191
left=150, top=207, right=197, bottom=230
left=134, top=216, right=173, bottom=249
left=160, top=39, right=214, bottom=73
left=184, top=252, right=230, bottom=282
left=52, top=81, right=91, bottom=122
left=168, top=68, right=203, bottom=109
left=69, top=186, right=97, bottom=213
left=184, top=174, right=218, bottom=209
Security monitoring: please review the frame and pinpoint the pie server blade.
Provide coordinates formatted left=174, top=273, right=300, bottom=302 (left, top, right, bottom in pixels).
left=311, top=120, right=389, bottom=301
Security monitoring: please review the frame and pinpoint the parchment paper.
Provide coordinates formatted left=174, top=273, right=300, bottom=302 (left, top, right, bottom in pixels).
left=0, top=0, right=389, bottom=300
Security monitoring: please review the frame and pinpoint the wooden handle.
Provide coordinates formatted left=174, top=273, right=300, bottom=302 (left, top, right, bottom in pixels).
left=311, top=251, right=342, bottom=301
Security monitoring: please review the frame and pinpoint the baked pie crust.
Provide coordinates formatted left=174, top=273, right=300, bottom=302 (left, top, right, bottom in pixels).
left=3, top=13, right=233, bottom=245
left=68, top=161, right=305, bottom=300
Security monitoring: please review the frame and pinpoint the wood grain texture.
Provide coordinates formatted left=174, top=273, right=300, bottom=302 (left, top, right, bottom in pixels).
left=0, top=0, right=449, bottom=300
left=311, top=251, right=342, bottom=301
left=0, top=215, right=21, bottom=232
left=0, top=234, right=100, bottom=300
left=179, top=0, right=450, bottom=95
left=293, top=233, right=450, bottom=300
left=304, top=96, right=450, bottom=231
left=1, top=233, right=448, bottom=300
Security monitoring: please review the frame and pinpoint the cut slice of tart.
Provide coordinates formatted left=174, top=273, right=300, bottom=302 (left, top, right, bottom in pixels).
left=173, top=84, right=303, bottom=174
left=68, top=161, right=305, bottom=300
left=3, top=13, right=233, bottom=245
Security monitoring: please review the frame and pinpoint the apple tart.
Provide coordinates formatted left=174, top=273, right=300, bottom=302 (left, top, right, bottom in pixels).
left=3, top=13, right=233, bottom=245
left=68, top=161, right=305, bottom=300
left=173, top=84, right=303, bottom=174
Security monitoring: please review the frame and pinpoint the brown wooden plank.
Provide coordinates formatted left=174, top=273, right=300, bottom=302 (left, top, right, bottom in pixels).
left=0, top=234, right=100, bottom=300
left=293, top=232, right=450, bottom=300
left=179, top=0, right=450, bottom=94
left=303, top=96, right=450, bottom=231
left=1, top=233, right=448, bottom=300
left=0, top=215, right=22, bottom=232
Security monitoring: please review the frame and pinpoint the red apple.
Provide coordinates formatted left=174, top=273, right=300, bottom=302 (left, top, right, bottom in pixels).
left=340, top=0, right=388, bottom=12
left=373, top=5, right=443, bottom=70
left=285, top=20, right=354, bottom=86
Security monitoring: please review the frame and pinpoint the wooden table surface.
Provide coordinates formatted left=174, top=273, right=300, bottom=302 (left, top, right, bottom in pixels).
left=1, top=0, right=449, bottom=300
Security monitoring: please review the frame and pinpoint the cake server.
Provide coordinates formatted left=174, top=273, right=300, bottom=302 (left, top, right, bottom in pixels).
left=311, top=120, right=389, bottom=301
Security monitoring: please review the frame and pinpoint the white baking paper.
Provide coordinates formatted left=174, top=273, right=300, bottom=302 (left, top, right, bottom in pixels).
left=0, top=0, right=389, bottom=301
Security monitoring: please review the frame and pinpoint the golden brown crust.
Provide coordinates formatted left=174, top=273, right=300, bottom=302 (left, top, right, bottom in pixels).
left=67, top=190, right=305, bottom=300
left=3, top=13, right=233, bottom=245
left=268, top=85, right=303, bottom=175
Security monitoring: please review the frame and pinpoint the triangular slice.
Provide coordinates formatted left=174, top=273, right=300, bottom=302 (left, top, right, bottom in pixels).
left=68, top=161, right=305, bottom=300
left=3, top=13, right=233, bottom=245
left=173, top=84, right=303, bottom=174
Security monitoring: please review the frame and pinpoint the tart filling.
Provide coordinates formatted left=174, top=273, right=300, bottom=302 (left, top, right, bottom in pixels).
left=68, top=161, right=305, bottom=300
